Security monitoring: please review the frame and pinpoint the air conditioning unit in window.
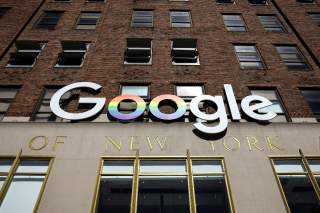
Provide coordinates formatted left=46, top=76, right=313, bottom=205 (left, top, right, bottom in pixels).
left=248, top=0, right=267, bottom=4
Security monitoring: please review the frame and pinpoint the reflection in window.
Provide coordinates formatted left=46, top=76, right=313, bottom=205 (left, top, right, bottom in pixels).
left=97, top=176, right=133, bottom=213
left=0, top=159, right=13, bottom=191
left=301, top=90, right=320, bottom=122
left=272, top=159, right=320, bottom=213
left=176, top=86, right=204, bottom=99
left=0, top=159, right=51, bottom=213
left=275, top=45, right=309, bottom=70
left=234, top=45, right=264, bottom=69
left=121, top=85, right=149, bottom=98
left=138, top=176, right=189, bottom=213
left=250, top=89, right=288, bottom=122
left=223, top=14, right=246, bottom=32
left=140, top=160, right=186, bottom=174
left=95, top=158, right=233, bottom=213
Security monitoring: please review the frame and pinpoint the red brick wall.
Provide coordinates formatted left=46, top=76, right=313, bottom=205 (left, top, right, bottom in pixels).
left=0, top=0, right=319, bottom=118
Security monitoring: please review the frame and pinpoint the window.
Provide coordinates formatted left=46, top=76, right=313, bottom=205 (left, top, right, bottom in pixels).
left=171, top=39, right=199, bottom=65
left=0, top=7, right=10, bottom=18
left=248, top=0, right=267, bottom=4
left=7, top=41, right=46, bottom=67
left=234, top=45, right=264, bottom=69
left=170, top=11, right=192, bottom=28
left=36, top=11, right=63, bottom=30
left=121, top=85, right=149, bottom=98
left=94, top=157, right=233, bottom=213
left=124, top=38, right=152, bottom=64
left=275, top=45, right=309, bottom=70
left=56, top=41, right=89, bottom=67
left=0, top=157, right=52, bottom=213
left=32, top=88, right=71, bottom=122
left=216, top=0, right=234, bottom=3
left=271, top=158, right=320, bottom=213
left=258, top=15, right=285, bottom=32
left=176, top=85, right=204, bottom=99
left=76, top=12, right=101, bottom=30
left=301, top=90, right=320, bottom=122
left=0, top=88, right=19, bottom=121
left=223, top=14, right=246, bottom=32
left=131, top=10, right=153, bottom=27
left=309, top=13, right=320, bottom=26
left=250, top=89, right=288, bottom=122
left=54, top=0, right=71, bottom=2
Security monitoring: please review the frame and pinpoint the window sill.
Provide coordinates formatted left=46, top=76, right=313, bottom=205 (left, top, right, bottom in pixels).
left=6, top=65, right=34, bottom=68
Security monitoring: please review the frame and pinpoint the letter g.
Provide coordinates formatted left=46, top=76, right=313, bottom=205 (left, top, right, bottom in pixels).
left=50, top=82, right=106, bottom=120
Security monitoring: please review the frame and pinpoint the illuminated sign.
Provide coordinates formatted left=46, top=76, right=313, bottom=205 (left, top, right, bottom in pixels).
left=50, top=82, right=276, bottom=134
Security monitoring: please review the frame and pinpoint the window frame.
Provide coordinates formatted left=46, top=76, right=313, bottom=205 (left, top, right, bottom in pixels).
left=233, top=44, right=265, bottom=70
left=35, top=11, right=64, bottom=30
left=222, top=14, right=247, bottom=32
left=270, top=156, right=320, bottom=213
left=308, top=12, right=320, bottom=26
left=76, top=11, right=101, bottom=30
left=124, top=38, right=152, bottom=65
left=248, top=0, right=268, bottom=5
left=275, top=45, right=310, bottom=70
left=170, top=10, right=192, bottom=28
left=92, top=156, right=235, bottom=213
left=6, top=42, right=46, bottom=68
left=257, top=14, right=286, bottom=33
left=171, top=39, right=200, bottom=66
left=55, top=41, right=90, bottom=68
left=300, top=89, right=320, bottom=122
left=120, top=85, right=150, bottom=99
left=175, top=85, right=205, bottom=100
left=0, top=155, right=54, bottom=213
left=131, top=10, right=154, bottom=28
left=0, top=87, right=20, bottom=121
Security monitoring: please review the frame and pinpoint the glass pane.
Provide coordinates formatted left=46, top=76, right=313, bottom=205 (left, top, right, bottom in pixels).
left=251, top=90, right=277, bottom=100
left=308, top=160, right=320, bottom=173
left=176, top=86, right=203, bottom=97
left=315, top=175, right=320, bottom=188
left=258, top=102, right=284, bottom=114
left=301, top=90, right=320, bottom=114
left=102, top=161, right=134, bottom=174
left=16, top=160, right=49, bottom=173
left=0, top=88, right=18, bottom=99
left=234, top=45, right=256, bottom=53
left=138, top=176, right=189, bottom=213
left=140, top=160, right=186, bottom=174
left=121, top=86, right=148, bottom=97
left=0, top=175, right=44, bottom=213
left=279, top=175, right=319, bottom=213
left=96, top=176, right=132, bottom=213
left=273, top=160, right=305, bottom=173
left=192, top=160, right=223, bottom=174
left=0, top=159, right=13, bottom=173
left=194, top=176, right=231, bottom=213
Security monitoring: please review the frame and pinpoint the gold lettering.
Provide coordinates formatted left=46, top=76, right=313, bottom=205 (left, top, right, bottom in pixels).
left=28, top=136, right=48, bottom=151
left=223, top=137, right=241, bottom=151
left=265, top=136, right=285, bottom=151
left=246, top=136, right=264, bottom=151
left=52, top=136, right=67, bottom=151
left=146, top=136, right=167, bottom=151
left=208, top=141, right=215, bottom=152
left=130, top=136, right=139, bottom=151
left=105, top=136, right=122, bottom=151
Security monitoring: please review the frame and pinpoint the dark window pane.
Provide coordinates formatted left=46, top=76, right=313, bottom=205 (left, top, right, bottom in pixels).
left=138, top=176, right=189, bottom=213
left=97, top=176, right=132, bottom=213
left=37, top=12, right=63, bottom=29
left=275, top=46, right=309, bottom=70
left=194, top=176, right=231, bottom=213
left=258, top=15, right=284, bottom=32
left=301, top=90, right=320, bottom=114
left=0, top=7, right=10, bottom=18
left=279, top=175, right=320, bottom=213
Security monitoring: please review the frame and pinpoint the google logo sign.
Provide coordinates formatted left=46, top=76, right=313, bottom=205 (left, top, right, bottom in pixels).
left=50, top=82, right=277, bottom=134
